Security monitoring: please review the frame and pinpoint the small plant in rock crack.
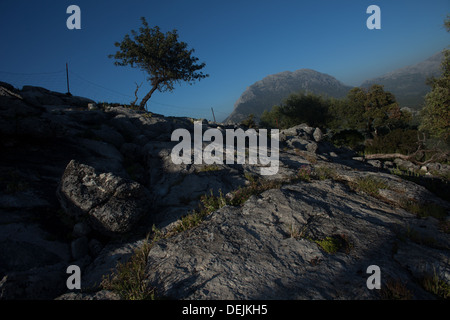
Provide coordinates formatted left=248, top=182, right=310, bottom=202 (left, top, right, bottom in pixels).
left=421, top=267, right=450, bottom=299
left=101, top=235, right=156, bottom=300
left=297, top=165, right=313, bottom=182
left=349, top=175, right=388, bottom=198
left=314, top=234, right=353, bottom=254
left=286, top=223, right=308, bottom=239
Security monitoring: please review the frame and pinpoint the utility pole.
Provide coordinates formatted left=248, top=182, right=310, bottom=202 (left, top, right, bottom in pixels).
left=66, top=63, right=71, bottom=96
left=211, top=107, right=216, bottom=123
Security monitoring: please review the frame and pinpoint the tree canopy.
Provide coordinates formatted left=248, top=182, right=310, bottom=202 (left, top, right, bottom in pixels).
left=109, top=17, right=209, bottom=110
left=419, top=17, right=450, bottom=143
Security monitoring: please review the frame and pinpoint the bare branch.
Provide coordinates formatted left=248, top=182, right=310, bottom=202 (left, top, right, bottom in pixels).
left=130, top=82, right=143, bottom=106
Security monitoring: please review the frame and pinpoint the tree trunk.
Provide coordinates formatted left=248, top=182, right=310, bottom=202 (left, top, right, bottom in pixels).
left=138, top=83, right=159, bottom=111
left=364, top=150, right=449, bottom=165
left=365, top=153, right=411, bottom=161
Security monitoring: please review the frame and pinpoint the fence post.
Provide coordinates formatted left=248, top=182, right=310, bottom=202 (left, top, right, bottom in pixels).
left=66, top=63, right=71, bottom=95
left=211, top=107, right=216, bottom=123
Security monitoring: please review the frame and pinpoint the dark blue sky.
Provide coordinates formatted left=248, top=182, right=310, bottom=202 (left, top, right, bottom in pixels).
left=0, top=0, right=449, bottom=120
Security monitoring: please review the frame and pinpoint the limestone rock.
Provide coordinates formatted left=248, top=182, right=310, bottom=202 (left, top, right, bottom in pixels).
left=145, top=181, right=446, bottom=299
left=0, top=81, right=448, bottom=300
left=57, top=160, right=152, bottom=236
left=313, top=127, right=323, bottom=142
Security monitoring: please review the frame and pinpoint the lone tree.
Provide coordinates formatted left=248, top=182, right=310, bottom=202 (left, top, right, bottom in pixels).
left=109, top=17, right=209, bottom=110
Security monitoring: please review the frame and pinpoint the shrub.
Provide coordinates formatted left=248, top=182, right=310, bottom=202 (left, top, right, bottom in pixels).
left=296, top=165, right=313, bottom=182
left=365, top=129, right=419, bottom=155
left=331, top=129, right=366, bottom=151
left=314, top=166, right=337, bottom=180
left=241, top=114, right=257, bottom=128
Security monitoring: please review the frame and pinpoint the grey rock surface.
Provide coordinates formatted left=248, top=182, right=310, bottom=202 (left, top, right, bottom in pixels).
left=0, top=82, right=448, bottom=300
left=145, top=180, right=447, bottom=299
left=57, top=160, right=152, bottom=236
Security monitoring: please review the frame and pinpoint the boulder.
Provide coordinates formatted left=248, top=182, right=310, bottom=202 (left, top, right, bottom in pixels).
left=313, top=127, right=323, bottom=142
left=57, top=160, right=152, bottom=236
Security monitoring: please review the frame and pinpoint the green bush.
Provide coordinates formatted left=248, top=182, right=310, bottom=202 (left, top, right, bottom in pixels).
left=365, top=129, right=419, bottom=155
left=331, top=129, right=365, bottom=151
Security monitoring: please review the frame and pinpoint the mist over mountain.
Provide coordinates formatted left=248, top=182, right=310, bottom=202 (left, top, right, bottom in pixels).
left=225, top=51, right=444, bottom=124
left=361, top=51, right=444, bottom=110
left=224, top=69, right=352, bottom=124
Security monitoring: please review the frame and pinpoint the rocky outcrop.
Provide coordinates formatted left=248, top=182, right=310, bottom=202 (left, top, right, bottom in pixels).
left=57, top=160, right=152, bottom=236
left=145, top=181, right=445, bottom=299
left=0, top=82, right=448, bottom=300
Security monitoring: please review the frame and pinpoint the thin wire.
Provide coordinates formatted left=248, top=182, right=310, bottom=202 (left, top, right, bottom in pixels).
left=69, top=71, right=134, bottom=98
left=0, top=69, right=230, bottom=117
left=0, top=70, right=65, bottom=75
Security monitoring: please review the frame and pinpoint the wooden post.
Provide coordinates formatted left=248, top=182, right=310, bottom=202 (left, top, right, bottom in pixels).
left=66, top=63, right=71, bottom=95
left=211, top=107, right=216, bottom=123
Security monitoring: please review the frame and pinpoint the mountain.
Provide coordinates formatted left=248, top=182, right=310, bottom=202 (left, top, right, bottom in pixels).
left=224, top=69, right=353, bottom=124
left=360, top=51, right=443, bottom=110
left=225, top=51, right=444, bottom=123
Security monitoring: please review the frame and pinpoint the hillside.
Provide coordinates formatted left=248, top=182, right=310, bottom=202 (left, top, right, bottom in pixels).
left=226, top=51, right=444, bottom=124
left=0, top=82, right=449, bottom=300
left=225, top=69, right=352, bottom=124
left=361, top=51, right=444, bottom=110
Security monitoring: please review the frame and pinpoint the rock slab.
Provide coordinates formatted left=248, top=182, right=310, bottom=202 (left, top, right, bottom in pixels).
left=57, top=160, right=152, bottom=236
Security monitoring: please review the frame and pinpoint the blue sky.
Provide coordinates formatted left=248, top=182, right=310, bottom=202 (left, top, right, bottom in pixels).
left=0, top=1, right=449, bottom=121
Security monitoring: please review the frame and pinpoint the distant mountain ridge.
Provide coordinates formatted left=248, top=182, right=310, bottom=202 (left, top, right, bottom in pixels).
left=225, top=51, right=444, bottom=123
left=361, top=51, right=444, bottom=109
left=225, top=69, right=352, bottom=124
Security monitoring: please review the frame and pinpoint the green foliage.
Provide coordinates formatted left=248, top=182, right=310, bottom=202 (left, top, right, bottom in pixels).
left=314, top=234, right=352, bottom=254
left=315, top=236, right=342, bottom=254
left=400, top=200, right=447, bottom=221
left=281, top=92, right=330, bottom=128
left=330, top=129, right=365, bottom=151
left=329, top=88, right=366, bottom=131
left=174, top=189, right=227, bottom=233
left=101, top=236, right=156, bottom=300
left=365, top=129, right=420, bottom=155
left=260, top=92, right=330, bottom=129
left=420, top=49, right=450, bottom=143
left=331, top=85, right=411, bottom=137
left=421, top=271, right=450, bottom=299
left=241, top=114, right=257, bottom=128
left=296, top=165, right=313, bottom=182
left=260, top=105, right=286, bottom=128
left=314, top=166, right=337, bottom=180
left=109, top=17, right=209, bottom=110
